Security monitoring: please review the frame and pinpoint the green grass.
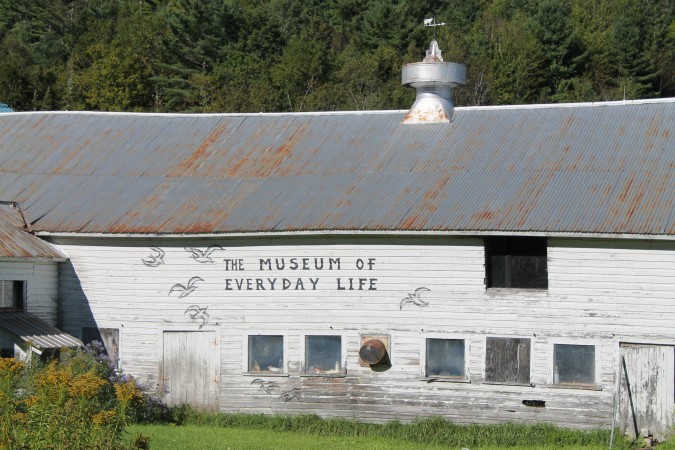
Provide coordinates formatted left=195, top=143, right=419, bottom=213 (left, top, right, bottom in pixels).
left=125, top=424, right=633, bottom=450
left=126, top=424, right=456, bottom=450
left=125, top=411, right=641, bottom=450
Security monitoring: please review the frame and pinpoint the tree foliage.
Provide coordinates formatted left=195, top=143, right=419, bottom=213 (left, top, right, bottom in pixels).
left=0, top=0, right=673, bottom=112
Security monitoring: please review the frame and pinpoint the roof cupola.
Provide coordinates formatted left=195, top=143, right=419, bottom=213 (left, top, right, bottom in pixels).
left=401, top=39, right=465, bottom=124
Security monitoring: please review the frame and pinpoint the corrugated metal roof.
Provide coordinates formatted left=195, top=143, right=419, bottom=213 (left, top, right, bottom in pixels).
left=0, top=204, right=67, bottom=259
left=0, top=312, right=83, bottom=349
left=0, top=99, right=674, bottom=236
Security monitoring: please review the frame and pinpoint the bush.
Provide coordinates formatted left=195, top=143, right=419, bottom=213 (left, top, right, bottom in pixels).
left=0, top=343, right=150, bottom=449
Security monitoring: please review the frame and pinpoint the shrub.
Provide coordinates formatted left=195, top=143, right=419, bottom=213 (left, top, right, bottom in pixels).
left=0, top=343, right=149, bottom=449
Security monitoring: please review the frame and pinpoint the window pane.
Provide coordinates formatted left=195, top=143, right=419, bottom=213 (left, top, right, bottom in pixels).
left=426, top=338, right=465, bottom=377
left=305, top=335, right=341, bottom=374
left=485, top=337, right=530, bottom=384
left=555, top=344, right=595, bottom=384
left=248, top=335, right=283, bottom=373
left=0, top=281, right=24, bottom=309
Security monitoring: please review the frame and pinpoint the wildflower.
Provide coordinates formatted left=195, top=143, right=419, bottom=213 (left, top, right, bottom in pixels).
left=23, top=395, right=40, bottom=407
left=0, top=358, right=24, bottom=380
left=91, top=409, right=116, bottom=426
left=68, top=372, right=107, bottom=398
left=34, top=361, right=70, bottom=388
left=114, top=381, right=144, bottom=407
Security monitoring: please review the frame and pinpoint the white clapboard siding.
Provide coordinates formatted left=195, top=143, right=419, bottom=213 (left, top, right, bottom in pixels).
left=54, top=235, right=675, bottom=428
left=0, top=260, right=58, bottom=323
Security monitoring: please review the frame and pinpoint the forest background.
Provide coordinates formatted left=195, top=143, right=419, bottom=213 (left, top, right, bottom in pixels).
left=1, top=0, right=673, bottom=113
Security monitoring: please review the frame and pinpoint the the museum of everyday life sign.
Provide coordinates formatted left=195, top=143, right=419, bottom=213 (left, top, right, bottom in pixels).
left=223, top=257, right=378, bottom=291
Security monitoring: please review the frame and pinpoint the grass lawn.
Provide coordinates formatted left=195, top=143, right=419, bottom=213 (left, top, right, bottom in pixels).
left=125, top=424, right=631, bottom=450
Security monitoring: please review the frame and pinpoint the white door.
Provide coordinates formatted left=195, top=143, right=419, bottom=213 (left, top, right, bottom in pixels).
left=619, top=343, right=674, bottom=442
left=162, top=331, right=219, bottom=411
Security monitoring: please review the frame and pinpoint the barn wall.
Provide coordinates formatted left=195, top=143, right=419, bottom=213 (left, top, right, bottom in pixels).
left=0, top=260, right=59, bottom=323
left=54, top=236, right=675, bottom=428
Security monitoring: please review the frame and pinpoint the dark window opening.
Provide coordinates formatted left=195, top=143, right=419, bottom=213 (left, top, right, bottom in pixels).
left=554, top=344, right=595, bottom=385
left=486, top=237, right=547, bottom=289
left=485, top=337, right=531, bottom=384
left=0, top=280, right=25, bottom=310
left=426, top=338, right=465, bottom=378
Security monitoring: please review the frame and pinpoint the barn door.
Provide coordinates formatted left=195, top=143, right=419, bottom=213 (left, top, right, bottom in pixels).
left=162, top=331, right=219, bottom=411
left=618, top=343, right=674, bottom=442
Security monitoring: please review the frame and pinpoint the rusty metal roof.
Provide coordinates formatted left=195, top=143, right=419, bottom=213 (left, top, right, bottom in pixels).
left=0, top=203, right=67, bottom=259
left=0, top=311, right=83, bottom=349
left=0, top=100, right=674, bottom=236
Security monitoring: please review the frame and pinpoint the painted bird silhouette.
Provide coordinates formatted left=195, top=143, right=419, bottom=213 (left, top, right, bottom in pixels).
left=142, top=247, right=165, bottom=267
left=169, top=276, right=204, bottom=298
left=250, top=378, right=280, bottom=394
left=278, top=388, right=302, bottom=403
left=184, top=305, right=210, bottom=329
left=185, top=245, right=224, bottom=264
left=400, top=287, right=431, bottom=310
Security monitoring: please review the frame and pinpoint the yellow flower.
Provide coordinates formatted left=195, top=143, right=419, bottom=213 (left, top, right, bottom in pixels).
left=68, top=372, right=107, bottom=398
left=114, top=381, right=143, bottom=406
left=35, top=361, right=71, bottom=388
left=0, top=357, right=24, bottom=379
left=91, top=409, right=116, bottom=426
left=23, top=395, right=40, bottom=407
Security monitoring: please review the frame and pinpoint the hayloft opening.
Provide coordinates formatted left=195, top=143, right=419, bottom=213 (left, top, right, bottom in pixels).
left=485, top=237, right=548, bottom=289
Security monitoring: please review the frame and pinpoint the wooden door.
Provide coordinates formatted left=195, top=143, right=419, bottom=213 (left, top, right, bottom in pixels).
left=162, top=331, right=219, bottom=411
left=618, top=343, right=674, bottom=442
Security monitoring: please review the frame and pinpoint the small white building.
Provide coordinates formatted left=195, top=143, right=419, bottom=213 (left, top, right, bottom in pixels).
left=0, top=202, right=81, bottom=359
left=1, top=45, right=674, bottom=439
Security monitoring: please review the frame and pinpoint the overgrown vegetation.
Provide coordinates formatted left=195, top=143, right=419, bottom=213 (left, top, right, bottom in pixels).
left=0, top=343, right=154, bottom=449
left=0, top=0, right=674, bottom=112
left=0, top=345, right=645, bottom=449
left=154, top=407, right=636, bottom=449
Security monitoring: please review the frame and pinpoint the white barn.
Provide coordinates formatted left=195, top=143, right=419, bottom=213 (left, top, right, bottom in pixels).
left=1, top=93, right=674, bottom=440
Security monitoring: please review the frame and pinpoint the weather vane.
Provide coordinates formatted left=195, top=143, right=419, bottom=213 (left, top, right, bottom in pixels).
left=423, top=17, right=445, bottom=38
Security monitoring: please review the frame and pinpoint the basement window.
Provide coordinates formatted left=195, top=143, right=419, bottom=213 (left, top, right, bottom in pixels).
left=304, top=335, right=343, bottom=375
left=0, top=281, right=25, bottom=310
left=554, top=344, right=595, bottom=385
left=485, top=337, right=531, bottom=385
left=485, top=237, right=547, bottom=289
left=425, top=338, right=466, bottom=378
left=248, top=335, right=284, bottom=374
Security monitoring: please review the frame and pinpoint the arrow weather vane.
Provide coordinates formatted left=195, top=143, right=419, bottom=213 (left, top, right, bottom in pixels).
left=424, top=17, right=445, bottom=38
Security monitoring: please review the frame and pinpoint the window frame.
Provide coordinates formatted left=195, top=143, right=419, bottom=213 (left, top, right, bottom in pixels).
left=550, top=340, right=600, bottom=389
left=484, top=336, right=533, bottom=386
left=485, top=236, right=548, bottom=290
left=0, top=280, right=26, bottom=311
left=421, top=335, right=470, bottom=382
left=301, top=333, right=346, bottom=377
left=244, top=333, right=287, bottom=377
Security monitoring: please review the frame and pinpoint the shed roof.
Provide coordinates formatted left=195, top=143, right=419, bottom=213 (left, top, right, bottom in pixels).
left=0, top=99, right=674, bottom=237
left=0, top=312, right=83, bottom=349
left=0, top=204, right=67, bottom=260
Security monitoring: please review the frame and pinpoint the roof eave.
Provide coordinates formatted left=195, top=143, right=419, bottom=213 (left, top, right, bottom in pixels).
left=34, top=229, right=675, bottom=242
